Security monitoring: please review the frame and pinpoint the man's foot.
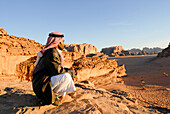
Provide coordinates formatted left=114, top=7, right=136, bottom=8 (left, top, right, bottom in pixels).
left=53, top=95, right=63, bottom=106
left=68, top=91, right=76, bottom=98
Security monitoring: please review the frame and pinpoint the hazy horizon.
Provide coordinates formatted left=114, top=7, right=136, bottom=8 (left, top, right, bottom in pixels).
left=1, top=0, right=170, bottom=51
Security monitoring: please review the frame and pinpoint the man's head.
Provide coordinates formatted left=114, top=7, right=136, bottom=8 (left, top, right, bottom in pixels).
left=40, top=32, right=65, bottom=54
left=48, top=32, right=65, bottom=50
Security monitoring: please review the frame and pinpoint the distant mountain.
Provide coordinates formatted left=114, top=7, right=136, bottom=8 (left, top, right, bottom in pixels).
left=142, top=47, right=162, bottom=54
left=128, top=47, right=162, bottom=54
left=128, top=48, right=141, bottom=54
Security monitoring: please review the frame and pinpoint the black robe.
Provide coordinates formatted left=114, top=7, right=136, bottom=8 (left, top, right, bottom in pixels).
left=32, top=47, right=74, bottom=105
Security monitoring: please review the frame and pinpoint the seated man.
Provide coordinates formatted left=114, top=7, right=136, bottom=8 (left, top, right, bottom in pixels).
left=32, top=32, right=76, bottom=105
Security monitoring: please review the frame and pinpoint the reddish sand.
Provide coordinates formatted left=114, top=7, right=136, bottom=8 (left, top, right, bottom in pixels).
left=97, top=55, right=170, bottom=109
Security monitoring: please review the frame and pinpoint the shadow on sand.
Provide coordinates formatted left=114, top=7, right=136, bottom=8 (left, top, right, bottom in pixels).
left=0, top=87, right=40, bottom=113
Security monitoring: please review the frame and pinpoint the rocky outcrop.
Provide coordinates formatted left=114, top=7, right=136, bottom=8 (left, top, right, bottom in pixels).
left=101, top=46, right=134, bottom=57
left=0, top=27, right=42, bottom=56
left=16, top=56, right=37, bottom=81
left=86, top=52, right=109, bottom=58
left=101, top=46, right=124, bottom=56
left=0, top=27, right=7, bottom=37
left=73, top=57, right=127, bottom=81
left=1, top=28, right=126, bottom=82
left=3, top=80, right=161, bottom=114
left=0, top=55, right=34, bottom=75
left=64, top=43, right=97, bottom=55
left=16, top=54, right=127, bottom=82
left=157, top=43, right=170, bottom=57
left=42, top=81, right=159, bottom=114
left=16, top=51, right=82, bottom=80
left=0, top=28, right=42, bottom=75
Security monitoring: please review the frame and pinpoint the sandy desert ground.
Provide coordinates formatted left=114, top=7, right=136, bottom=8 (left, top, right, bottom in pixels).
left=96, top=55, right=170, bottom=111
left=0, top=55, right=170, bottom=113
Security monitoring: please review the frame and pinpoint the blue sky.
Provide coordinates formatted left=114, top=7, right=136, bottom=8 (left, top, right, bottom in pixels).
left=1, top=0, right=170, bottom=51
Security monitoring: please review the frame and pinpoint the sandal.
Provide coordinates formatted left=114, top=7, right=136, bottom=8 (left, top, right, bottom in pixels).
left=53, top=95, right=62, bottom=106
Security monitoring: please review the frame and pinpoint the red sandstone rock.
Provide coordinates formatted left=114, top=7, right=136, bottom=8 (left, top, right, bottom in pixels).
left=16, top=55, right=127, bottom=82
left=0, top=28, right=127, bottom=82
left=101, top=46, right=124, bottom=55
left=0, top=28, right=43, bottom=56
left=72, top=57, right=127, bottom=81
left=64, top=43, right=97, bottom=55
left=16, top=56, right=37, bottom=81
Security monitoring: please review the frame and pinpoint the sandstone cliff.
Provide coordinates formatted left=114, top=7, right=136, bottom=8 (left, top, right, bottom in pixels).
left=157, top=43, right=170, bottom=57
left=0, top=27, right=42, bottom=56
left=0, top=28, right=42, bottom=75
left=101, top=46, right=124, bottom=56
left=64, top=43, right=97, bottom=55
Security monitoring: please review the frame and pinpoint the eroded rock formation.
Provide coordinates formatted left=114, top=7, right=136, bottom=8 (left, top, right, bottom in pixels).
left=73, top=57, right=127, bottom=81
left=157, top=43, right=170, bottom=57
left=0, top=27, right=43, bottom=56
left=16, top=56, right=37, bottom=81
left=1, top=27, right=126, bottom=82
left=101, top=46, right=124, bottom=56
left=64, top=43, right=97, bottom=55
left=17, top=54, right=127, bottom=83
left=101, top=46, right=134, bottom=57
left=0, top=28, right=42, bottom=75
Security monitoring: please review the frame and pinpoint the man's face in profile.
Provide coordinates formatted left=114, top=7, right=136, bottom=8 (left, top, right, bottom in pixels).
left=58, top=40, right=65, bottom=50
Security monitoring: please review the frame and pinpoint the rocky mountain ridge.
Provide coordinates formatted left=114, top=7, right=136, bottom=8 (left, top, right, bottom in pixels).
left=129, top=47, right=162, bottom=55
left=0, top=27, right=43, bottom=55
left=101, top=46, right=162, bottom=57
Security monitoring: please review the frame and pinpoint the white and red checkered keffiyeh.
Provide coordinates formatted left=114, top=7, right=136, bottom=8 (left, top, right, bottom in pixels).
left=35, top=32, right=64, bottom=67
